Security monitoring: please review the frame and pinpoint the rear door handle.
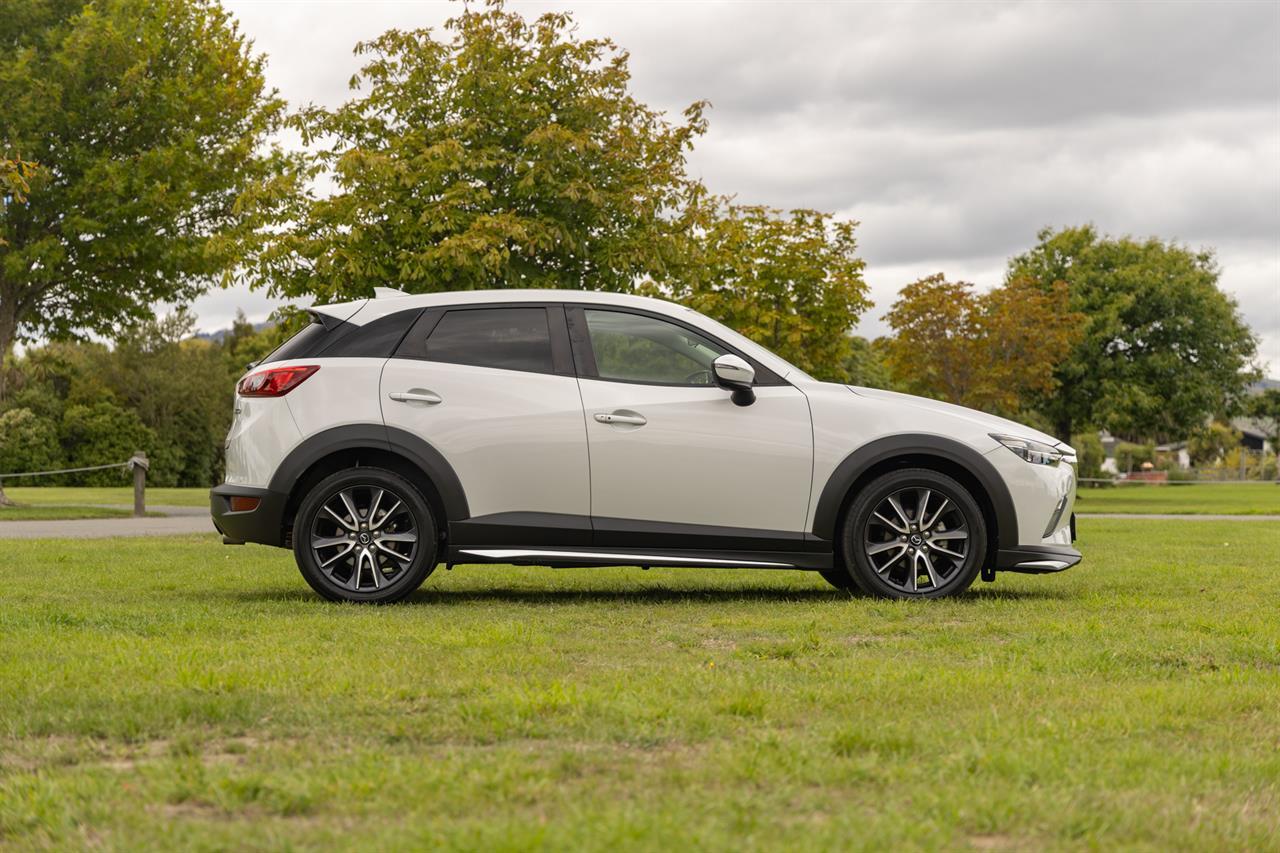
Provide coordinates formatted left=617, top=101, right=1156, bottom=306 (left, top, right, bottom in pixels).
left=594, top=411, right=646, bottom=426
left=389, top=390, right=442, bottom=405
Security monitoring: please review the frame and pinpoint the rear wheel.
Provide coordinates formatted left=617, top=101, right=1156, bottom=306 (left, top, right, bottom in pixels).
left=293, top=468, right=438, bottom=603
left=840, top=468, right=987, bottom=599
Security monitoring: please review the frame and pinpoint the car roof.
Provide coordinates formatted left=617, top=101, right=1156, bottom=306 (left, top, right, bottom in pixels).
left=313, top=288, right=697, bottom=326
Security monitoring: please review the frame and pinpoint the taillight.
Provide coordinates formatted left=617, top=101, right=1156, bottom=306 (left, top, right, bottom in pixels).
left=237, top=365, right=319, bottom=397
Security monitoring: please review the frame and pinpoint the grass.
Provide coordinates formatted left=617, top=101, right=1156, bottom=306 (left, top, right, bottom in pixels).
left=0, top=486, right=208, bottom=509
left=1, top=521, right=1278, bottom=849
left=1075, top=481, right=1280, bottom=515
left=0, top=505, right=163, bottom=521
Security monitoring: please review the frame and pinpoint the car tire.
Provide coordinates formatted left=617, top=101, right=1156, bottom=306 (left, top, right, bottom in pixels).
left=293, top=467, right=438, bottom=603
left=840, top=468, right=987, bottom=599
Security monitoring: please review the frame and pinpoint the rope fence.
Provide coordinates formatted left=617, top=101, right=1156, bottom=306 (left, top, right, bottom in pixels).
left=0, top=452, right=151, bottom=516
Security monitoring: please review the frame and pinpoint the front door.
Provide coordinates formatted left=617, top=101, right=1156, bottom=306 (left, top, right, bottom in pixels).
left=571, top=307, right=813, bottom=544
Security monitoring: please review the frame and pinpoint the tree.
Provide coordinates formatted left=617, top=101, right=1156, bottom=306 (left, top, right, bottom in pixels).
left=262, top=2, right=706, bottom=304
left=1247, top=388, right=1280, bottom=453
left=653, top=203, right=870, bottom=381
left=0, top=0, right=301, bottom=398
left=1007, top=226, right=1258, bottom=441
left=1188, top=422, right=1240, bottom=468
left=844, top=335, right=895, bottom=389
left=881, top=274, right=1082, bottom=420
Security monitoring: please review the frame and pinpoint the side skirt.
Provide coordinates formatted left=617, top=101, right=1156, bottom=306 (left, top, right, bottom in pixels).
left=447, top=545, right=832, bottom=571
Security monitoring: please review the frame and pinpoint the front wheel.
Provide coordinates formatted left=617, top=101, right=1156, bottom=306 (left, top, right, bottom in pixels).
left=293, top=468, right=438, bottom=603
left=840, top=468, right=987, bottom=599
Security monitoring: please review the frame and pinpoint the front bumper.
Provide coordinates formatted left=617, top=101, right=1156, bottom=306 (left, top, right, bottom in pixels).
left=995, top=542, right=1081, bottom=573
left=210, top=484, right=289, bottom=547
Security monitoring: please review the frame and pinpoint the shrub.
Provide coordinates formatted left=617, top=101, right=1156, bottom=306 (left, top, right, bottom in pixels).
left=59, top=403, right=156, bottom=486
left=0, top=408, right=64, bottom=477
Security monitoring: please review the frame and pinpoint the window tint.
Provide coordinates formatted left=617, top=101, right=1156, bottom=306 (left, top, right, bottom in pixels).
left=584, top=310, right=728, bottom=385
left=259, top=320, right=331, bottom=365
left=318, top=309, right=421, bottom=359
left=425, top=308, right=554, bottom=373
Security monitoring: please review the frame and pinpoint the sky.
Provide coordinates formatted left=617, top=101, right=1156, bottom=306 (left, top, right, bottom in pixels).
left=203, top=0, right=1280, bottom=374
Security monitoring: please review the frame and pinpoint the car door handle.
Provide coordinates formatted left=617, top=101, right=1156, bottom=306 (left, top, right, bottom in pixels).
left=388, top=390, right=442, bottom=405
left=594, top=411, right=646, bottom=426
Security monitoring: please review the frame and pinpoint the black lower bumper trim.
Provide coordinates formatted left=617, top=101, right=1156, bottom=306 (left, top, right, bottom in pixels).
left=995, top=543, right=1082, bottom=574
left=210, top=484, right=290, bottom=548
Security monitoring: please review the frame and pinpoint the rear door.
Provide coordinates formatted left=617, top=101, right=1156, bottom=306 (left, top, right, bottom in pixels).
left=380, top=305, right=591, bottom=530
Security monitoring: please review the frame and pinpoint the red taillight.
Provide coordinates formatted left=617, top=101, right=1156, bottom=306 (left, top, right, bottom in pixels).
left=237, top=365, right=319, bottom=397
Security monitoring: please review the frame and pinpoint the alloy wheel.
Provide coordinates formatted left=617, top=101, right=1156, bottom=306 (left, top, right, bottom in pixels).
left=862, top=487, right=971, bottom=594
left=309, top=484, right=419, bottom=593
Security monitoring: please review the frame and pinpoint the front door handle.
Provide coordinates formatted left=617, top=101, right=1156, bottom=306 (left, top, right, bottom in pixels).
left=389, top=390, right=442, bottom=405
left=594, top=411, right=646, bottom=426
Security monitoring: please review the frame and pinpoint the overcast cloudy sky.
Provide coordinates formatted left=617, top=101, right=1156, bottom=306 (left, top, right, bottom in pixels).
left=207, top=0, right=1280, bottom=373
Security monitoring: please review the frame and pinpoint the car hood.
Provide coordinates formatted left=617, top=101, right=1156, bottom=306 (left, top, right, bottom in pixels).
left=847, top=386, right=1070, bottom=452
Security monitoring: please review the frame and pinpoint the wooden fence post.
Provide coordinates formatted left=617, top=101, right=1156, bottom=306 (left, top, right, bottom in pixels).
left=131, top=451, right=149, bottom=518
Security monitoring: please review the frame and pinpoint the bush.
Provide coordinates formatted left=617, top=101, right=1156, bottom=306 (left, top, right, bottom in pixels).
left=0, top=408, right=64, bottom=477
left=1070, top=432, right=1105, bottom=480
left=59, top=403, right=156, bottom=486
left=1114, top=442, right=1155, bottom=473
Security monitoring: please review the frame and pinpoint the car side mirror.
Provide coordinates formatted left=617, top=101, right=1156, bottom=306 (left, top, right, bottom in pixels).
left=712, top=354, right=756, bottom=407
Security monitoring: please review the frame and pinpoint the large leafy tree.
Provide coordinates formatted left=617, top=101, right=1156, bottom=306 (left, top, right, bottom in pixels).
left=1008, top=226, right=1257, bottom=441
left=882, top=274, right=1082, bottom=421
left=0, top=0, right=300, bottom=398
left=263, top=2, right=706, bottom=303
left=654, top=202, right=869, bottom=381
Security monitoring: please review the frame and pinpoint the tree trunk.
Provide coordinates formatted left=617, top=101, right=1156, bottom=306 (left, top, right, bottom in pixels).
left=1055, top=415, right=1073, bottom=444
left=0, top=481, right=13, bottom=507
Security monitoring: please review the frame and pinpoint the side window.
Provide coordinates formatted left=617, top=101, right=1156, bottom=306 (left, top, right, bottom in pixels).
left=584, top=309, right=729, bottom=385
left=424, top=307, right=554, bottom=373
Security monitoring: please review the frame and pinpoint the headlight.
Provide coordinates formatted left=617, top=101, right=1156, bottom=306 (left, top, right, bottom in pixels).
left=991, top=433, right=1063, bottom=466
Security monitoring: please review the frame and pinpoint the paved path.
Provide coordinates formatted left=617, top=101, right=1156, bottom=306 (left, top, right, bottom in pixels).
left=0, top=506, right=214, bottom=539
left=1077, top=513, right=1280, bottom=521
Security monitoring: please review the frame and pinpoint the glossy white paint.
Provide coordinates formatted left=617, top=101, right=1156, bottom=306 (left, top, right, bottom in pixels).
left=983, top=442, right=1076, bottom=544
left=380, top=359, right=590, bottom=518
left=223, top=395, right=301, bottom=487
left=285, top=357, right=388, bottom=440
left=577, top=380, right=813, bottom=532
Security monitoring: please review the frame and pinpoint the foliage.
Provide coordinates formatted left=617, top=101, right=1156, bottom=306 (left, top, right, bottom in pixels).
left=653, top=204, right=870, bottom=381
left=0, top=312, right=283, bottom=486
left=1007, top=225, right=1258, bottom=441
left=0, top=407, right=64, bottom=503
left=844, top=336, right=896, bottom=389
left=1246, top=388, right=1280, bottom=451
left=1070, top=431, right=1106, bottom=480
left=881, top=274, right=1082, bottom=420
left=0, top=0, right=302, bottom=397
left=262, top=2, right=706, bottom=303
left=1114, top=442, right=1155, bottom=473
left=1187, top=421, right=1241, bottom=467
left=59, top=402, right=156, bottom=486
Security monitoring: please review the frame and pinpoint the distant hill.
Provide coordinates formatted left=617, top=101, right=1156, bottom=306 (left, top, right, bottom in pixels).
left=1249, top=378, right=1280, bottom=394
left=195, top=320, right=272, bottom=344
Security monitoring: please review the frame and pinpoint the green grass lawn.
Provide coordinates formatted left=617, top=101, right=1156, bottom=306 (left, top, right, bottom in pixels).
left=1, top=521, right=1277, bottom=849
left=1, top=486, right=208, bottom=509
left=1075, top=481, right=1280, bottom=515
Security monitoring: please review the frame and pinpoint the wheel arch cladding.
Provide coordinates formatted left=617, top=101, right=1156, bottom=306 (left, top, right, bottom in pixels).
left=270, top=424, right=469, bottom=538
left=813, top=434, right=1017, bottom=554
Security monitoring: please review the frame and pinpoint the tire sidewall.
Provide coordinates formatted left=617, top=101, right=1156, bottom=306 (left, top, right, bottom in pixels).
left=293, top=468, right=438, bottom=603
left=841, top=469, right=987, bottom=599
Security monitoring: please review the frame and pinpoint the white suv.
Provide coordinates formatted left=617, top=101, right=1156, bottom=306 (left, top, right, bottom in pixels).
left=212, top=289, right=1079, bottom=603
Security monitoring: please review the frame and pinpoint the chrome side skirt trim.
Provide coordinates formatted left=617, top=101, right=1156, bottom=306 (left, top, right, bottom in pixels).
left=457, top=548, right=794, bottom=568
left=1013, top=559, right=1071, bottom=571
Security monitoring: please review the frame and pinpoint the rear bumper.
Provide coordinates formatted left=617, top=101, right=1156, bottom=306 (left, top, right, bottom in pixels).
left=995, top=543, right=1082, bottom=574
left=210, top=484, right=289, bottom=547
